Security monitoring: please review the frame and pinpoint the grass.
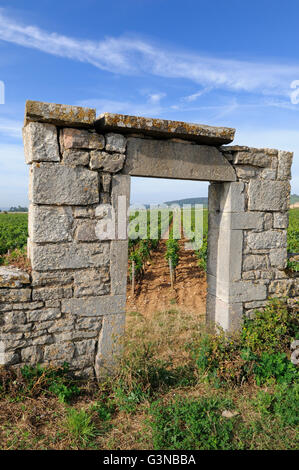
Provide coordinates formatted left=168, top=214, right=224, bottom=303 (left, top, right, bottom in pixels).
left=0, top=299, right=298, bottom=450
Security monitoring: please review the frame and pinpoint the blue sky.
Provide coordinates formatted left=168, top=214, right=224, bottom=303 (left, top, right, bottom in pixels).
left=1, top=0, right=299, bottom=207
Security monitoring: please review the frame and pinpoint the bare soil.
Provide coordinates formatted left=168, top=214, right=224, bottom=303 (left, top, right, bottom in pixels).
left=126, top=238, right=207, bottom=318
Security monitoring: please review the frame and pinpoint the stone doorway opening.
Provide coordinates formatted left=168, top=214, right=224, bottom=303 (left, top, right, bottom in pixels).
left=126, top=177, right=209, bottom=320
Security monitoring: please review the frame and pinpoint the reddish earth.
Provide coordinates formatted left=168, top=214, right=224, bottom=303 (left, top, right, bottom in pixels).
left=126, top=238, right=207, bottom=318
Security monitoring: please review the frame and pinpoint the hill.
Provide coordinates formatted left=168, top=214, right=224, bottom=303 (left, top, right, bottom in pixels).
left=291, top=194, right=299, bottom=205
left=164, top=197, right=208, bottom=207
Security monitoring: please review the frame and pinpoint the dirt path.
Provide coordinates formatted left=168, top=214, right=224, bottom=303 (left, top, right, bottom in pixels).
left=126, top=238, right=207, bottom=317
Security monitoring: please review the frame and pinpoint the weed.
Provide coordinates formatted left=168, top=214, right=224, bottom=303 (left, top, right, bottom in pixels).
left=0, top=363, right=81, bottom=403
left=149, top=396, right=237, bottom=450
left=65, top=408, right=97, bottom=445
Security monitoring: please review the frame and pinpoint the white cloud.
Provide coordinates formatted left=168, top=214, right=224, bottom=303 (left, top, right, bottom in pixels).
left=0, top=9, right=299, bottom=97
left=148, top=93, right=166, bottom=104
left=77, top=98, right=164, bottom=117
left=0, top=117, right=22, bottom=139
left=182, top=87, right=212, bottom=102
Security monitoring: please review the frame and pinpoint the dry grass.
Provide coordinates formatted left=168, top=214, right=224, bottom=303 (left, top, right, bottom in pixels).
left=0, top=305, right=297, bottom=450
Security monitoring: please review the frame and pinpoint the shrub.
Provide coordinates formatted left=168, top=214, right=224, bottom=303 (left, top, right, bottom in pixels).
left=190, top=299, right=299, bottom=387
left=242, top=298, right=298, bottom=354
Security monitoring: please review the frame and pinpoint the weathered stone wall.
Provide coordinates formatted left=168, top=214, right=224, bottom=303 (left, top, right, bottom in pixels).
left=0, top=102, right=130, bottom=378
left=207, top=145, right=297, bottom=330
left=0, top=100, right=297, bottom=377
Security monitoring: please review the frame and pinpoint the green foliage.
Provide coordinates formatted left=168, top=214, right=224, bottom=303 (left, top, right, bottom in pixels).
left=19, top=363, right=80, bottom=403
left=195, top=235, right=208, bottom=271
left=165, top=239, right=180, bottom=270
left=288, top=209, right=299, bottom=272
left=0, top=213, right=28, bottom=257
left=191, top=299, right=299, bottom=387
left=254, top=383, right=299, bottom=427
left=242, top=298, right=298, bottom=354
left=253, top=352, right=298, bottom=385
left=65, top=408, right=97, bottom=444
left=149, top=396, right=236, bottom=450
left=112, top=343, right=196, bottom=413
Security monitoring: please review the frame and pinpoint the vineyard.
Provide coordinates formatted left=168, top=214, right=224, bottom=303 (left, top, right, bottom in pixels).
left=0, top=208, right=298, bottom=275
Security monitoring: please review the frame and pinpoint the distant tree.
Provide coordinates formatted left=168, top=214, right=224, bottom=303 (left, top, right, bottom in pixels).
left=9, top=205, right=28, bottom=212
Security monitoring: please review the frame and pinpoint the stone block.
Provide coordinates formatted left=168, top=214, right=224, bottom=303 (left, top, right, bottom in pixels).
left=74, top=339, right=97, bottom=357
left=248, top=180, right=290, bottom=211
left=76, top=316, right=103, bottom=330
left=62, top=149, right=90, bottom=166
left=112, top=174, right=131, bottom=240
left=29, top=205, right=73, bottom=242
left=260, top=168, right=277, bottom=180
left=29, top=163, right=99, bottom=205
left=96, top=112, right=235, bottom=145
left=100, top=173, right=112, bottom=192
left=125, top=138, right=236, bottom=181
left=75, top=220, right=97, bottom=241
left=90, top=151, right=126, bottom=173
left=269, top=279, right=297, bottom=297
left=207, top=275, right=267, bottom=303
left=232, top=149, right=276, bottom=167
left=60, top=128, right=104, bottom=151
left=111, top=240, right=129, bottom=295
left=23, top=122, right=60, bottom=163
left=21, top=346, right=43, bottom=364
left=74, top=282, right=110, bottom=297
left=44, top=342, right=75, bottom=363
left=273, top=212, right=289, bottom=229
left=73, top=207, right=95, bottom=218
left=4, top=311, right=26, bottom=325
left=207, top=225, right=242, bottom=281
left=243, top=254, right=268, bottom=271
left=32, top=287, right=73, bottom=301
left=264, top=213, right=273, bottom=230
left=30, top=241, right=110, bottom=271
left=277, top=151, right=293, bottom=180
left=95, top=313, right=125, bottom=378
left=246, top=230, right=287, bottom=250
left=208, top=182, right=245, bottom=213
left=206, top=293, right=243, bottom=332
left=231, top=212, right=264, bottom=230
left=0, top=267, right=30, bottom=288
left=269, top=248, right=287, bottom=269
left=61, top=294, right=126, bottom=317
left=0, top=289, right=31, bottom=303
left=25, top=100, right=96, bottom=127
left=31, top=270, right=74, bottom=287
left=235, top=166, right=256, bottom=179
left=27, top=308, right=61, bottom=322
left=105, top=133, right=127, bottom=153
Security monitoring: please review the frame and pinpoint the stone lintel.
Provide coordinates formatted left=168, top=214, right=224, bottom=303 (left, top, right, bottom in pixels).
left=96, top=113, right=235, bottom=145
left=24, top=100, right=96, bottom=127
left=124, top=138, right=236, bottom=181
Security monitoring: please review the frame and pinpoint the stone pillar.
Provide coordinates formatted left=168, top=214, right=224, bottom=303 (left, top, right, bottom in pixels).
left=20, top=101, right=129, bottom=378
left=207, top=145, right=296, bottom=331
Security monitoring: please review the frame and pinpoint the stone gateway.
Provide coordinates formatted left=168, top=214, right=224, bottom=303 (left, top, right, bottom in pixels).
left=0, top=100, right=297, bottom=378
